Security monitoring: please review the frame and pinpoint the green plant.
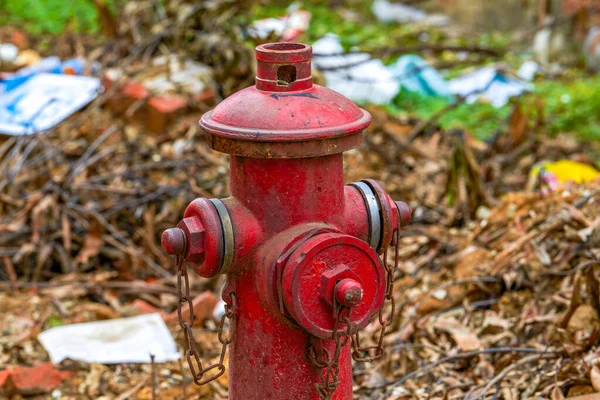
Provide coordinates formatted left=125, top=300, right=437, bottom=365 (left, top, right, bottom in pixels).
left=0, top=0, right=109, bottom=35
left=387, top=91, right=511, bottom=140
left=527, top=77, right=600, bottom=140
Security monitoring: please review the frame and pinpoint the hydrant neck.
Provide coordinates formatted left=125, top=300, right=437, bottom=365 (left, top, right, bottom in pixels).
left=230, top=154, right=344, bottom=232
left=255, top=43, right=312, bottom=92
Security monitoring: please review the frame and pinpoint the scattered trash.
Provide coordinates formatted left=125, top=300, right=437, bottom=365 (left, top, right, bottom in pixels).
left=532, top=17, right=567, bottom=66
left=372, top=0, right=449, bottom=26
left=0, top=73, right=101, bottom=135
left=248, top=8, right=311, bottom=42
left=103, top=56, right=214, bottom=133
left=142, top=56, right=212, bottom=97
left=372, top=0, right=426, bottom=23
left=0, top=363, right=72, bottom=396
left=312, top=34, right=400, bottom=104
left=14, top=49, right=41, bottom=68
left=530, top=159, right=600, bottom=194
left=0, top=43, right=18, bottom=64
left=1, top=57, right=99, bottom=92
left=584, top=27, right=600, bottom=72
left=388, top=54, right=452, bottom=97
left=517, top=60, right=540, bottom=81
left=448, top=67, right=529, bottom=108
left=38, top=313, right=180, bottom=364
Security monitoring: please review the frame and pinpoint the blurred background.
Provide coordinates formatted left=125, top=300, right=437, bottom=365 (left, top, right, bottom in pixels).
left=1, top=0, right=600, bottom=399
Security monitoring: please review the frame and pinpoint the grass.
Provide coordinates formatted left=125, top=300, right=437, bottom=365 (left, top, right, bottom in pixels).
left=386, top=74, right=600, bottom=142
left=387, top=92, right=511, bottom=141
left=0, top=0, right=108, bottom=35
left=531, top=76, right=600, bottom=140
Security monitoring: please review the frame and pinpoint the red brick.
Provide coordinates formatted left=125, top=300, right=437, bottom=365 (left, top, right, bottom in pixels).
left=147, top=95, right=189, bottom=134
left=0, top=363, right=72, bottom=395
left=193, top=89, right=216, bottom=107
left=103, top=74, right=215, bottom=134
left=122, top=82, right=149, bottom=100
left=11, top=30, right=29, bottom=50
left=164, top=291, right=218, bottom=324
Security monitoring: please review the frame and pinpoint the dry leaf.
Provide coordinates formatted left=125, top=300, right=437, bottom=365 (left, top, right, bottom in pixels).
left=508, top=102, right=528, bottom=149
left=75, top=224, right=103, bottom=264
left=592, top=365, right=600, bottom=392
left=567, top=304, right=600, bottom=333
left=432, top=317, right=482, bottom=351
left=551, top=386, right=565, bottom=400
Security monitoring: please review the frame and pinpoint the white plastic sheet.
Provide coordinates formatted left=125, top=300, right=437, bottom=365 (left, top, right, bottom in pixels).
left=372, top=0, right=449, bottom=26
left=248, top=9, right=311, bottom=42
left=38, top=313, right=180, bottom=364
left=312, top=35, right=400, bottom=105
left=0, top=73, right=101, bottom=136
left=448, top=68, right=529, bottom=108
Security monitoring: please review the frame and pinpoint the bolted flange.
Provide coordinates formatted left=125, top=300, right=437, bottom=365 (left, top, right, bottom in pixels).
left=161, top=198, right=235, bottom=278
left=281, top=231, right=385, bottom=339
left=350, top=180, right=412, bottom=254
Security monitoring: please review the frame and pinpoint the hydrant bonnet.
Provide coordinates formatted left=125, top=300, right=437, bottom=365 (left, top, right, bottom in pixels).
left=200, top=43, right=372, bottom=158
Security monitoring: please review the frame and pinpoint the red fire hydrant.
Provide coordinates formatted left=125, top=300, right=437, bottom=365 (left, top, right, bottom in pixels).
left=162, top=42, right=411, bottom=399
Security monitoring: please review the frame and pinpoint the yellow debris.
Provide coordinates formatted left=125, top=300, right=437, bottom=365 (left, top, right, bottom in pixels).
left=532, top=159, right=600, bottom=184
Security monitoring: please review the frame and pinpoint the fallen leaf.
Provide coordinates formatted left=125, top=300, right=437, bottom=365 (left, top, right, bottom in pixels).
left=568, top=304, right=600, bottom=333
left=551, top=386, right=565, bottom=400
left=432, top=317, right=482, bottom=351
left=75, top=224, right=103, bottom=264
left=592, top=365, right=600, bottom=392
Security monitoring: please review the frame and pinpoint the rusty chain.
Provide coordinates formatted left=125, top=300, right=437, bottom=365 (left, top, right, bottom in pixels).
left=176, top=255, right=236, bottom=385
left=307, top=217, right=402, bottom=398
left=308, top=299, right=353, bottom=400
left=351, top=221, right=401, bottom=362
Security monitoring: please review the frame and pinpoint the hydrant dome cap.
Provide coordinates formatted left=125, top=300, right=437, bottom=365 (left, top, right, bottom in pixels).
left=200, top=85, right=371, bottom=142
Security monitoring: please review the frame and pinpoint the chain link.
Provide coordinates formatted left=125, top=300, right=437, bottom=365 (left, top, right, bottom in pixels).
left=308, top=299, right=353, bottom=400
left=351, top=222, right=401, bottom=362
left=176, top=255, right=236, bottom=385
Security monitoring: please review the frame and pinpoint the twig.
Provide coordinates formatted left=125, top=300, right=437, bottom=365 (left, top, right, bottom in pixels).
left=407, top=96, right=467, bottom=142
left=151, top=353, right=158, bottom=400
left=575, top=189, right=600, bottom=208
left=69, top=204, right=171, bottom=278
left=383, top=347, right=560, bottom=391
left=179, top=358, right=187, bottom=399
left=115, top=376, right=149, bottom=400
left=467, top=353, right=556, bottom=400
left=381, top=127, right=434, bottom=160
left=313, top=44, right=503, bottom=60
left=67, top=124, right=119, bottom=182
left=2, top=256, right=18, bottom=289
